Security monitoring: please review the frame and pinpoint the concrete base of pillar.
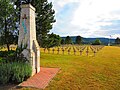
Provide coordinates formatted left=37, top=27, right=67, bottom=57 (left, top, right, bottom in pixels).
left=32, top=67, right=40, bottom=76
left=36, top=67, right=40, bottom=73
left=32, top=68, right=36, bottom=76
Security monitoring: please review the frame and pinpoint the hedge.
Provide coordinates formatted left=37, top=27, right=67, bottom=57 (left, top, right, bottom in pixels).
left=0, top=62, right=32, bottom=84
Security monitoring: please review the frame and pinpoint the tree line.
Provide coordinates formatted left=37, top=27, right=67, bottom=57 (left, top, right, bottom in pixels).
left=61, top=36, right=82, bottom=45
left=62, top=36, right=120, bottom=45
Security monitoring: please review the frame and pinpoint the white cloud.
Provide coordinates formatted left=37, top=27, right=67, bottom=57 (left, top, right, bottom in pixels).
left=56, top=0, right=79, bottom=7
left=49, top=0, right=120, bottom=38
left=48, top=0, right=80, bottom=6
left=48, top=0, right=80, bottom=13
left=71, top=0, right=120, bottom=36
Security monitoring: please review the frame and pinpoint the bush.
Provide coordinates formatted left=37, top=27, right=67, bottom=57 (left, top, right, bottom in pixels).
left=0, top=51, right=8, bottom=57
left=0, top=51, right=16, bottom=63
left=0, top=50, right=28, bottom=63
left=0, top=57, right=5, bottom=63
left=0, top=63, right=11, bottom=84
left=92, top=39, right=102, bottom=45
left=0, top=46, right=32, bottom=84
left=0, top=50, right=15, bottom=57
left=0, top=62, right=32, bottom=84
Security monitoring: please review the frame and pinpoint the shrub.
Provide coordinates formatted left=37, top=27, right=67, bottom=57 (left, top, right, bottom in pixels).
left=92, top=39, right=102, bottom=45
left=0, top=51, right=8, bottom=57
left=0, top=63, right=11, bottom=84
left=0, top=50, right=15, bottom=58
left=0, top=50, right=28, bottom=63
left=0, top=46, right=32, bottom=84
left=0, top=62, right=32, bottom=84
left=0, top=57, right=7, bottom=63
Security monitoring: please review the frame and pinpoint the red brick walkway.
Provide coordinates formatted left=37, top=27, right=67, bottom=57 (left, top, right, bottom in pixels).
left=18, top=67, right=59, bottom=89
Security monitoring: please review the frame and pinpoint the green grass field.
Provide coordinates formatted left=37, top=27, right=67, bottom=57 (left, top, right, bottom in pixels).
left=40, top=46, right=120, bottom=90
left=0, top=46, right=120, bottom=90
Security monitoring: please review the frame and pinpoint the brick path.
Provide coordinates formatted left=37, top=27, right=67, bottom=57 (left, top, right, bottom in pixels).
left=18, top=67, right=59, bottom=89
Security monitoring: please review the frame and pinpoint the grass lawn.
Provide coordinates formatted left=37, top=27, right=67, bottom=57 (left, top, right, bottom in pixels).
left=40, top=46, right=120, bottom=90
left=0, top=46, right=120, bottom=90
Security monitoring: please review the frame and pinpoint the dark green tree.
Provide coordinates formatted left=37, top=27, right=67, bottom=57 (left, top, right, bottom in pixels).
left=43, top=33, right=61, bottom=48
left=76, top=35, right=82, bottom=44
left=35, top=0, right=56, bottom=47
left=65, top=36, right=72, bottom=44
left=0, top=0, right=19, bottom=51
left=61, top=39, right=65, bottom=44
left=115, top=37, right=120, bottom=44
left=92, top=39, right=102, bottom=45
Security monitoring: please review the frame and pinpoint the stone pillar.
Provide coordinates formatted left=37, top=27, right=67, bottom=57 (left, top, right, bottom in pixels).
left=18, top=4, right=40, bottom=76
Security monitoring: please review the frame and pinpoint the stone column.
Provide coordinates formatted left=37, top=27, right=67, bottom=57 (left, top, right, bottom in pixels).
left=18, top=4, right=40, bottom=76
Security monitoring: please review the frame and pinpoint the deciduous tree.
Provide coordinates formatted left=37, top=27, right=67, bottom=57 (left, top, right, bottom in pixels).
left=92, top=39, right=102, bottom=45
left=61, top=39, right=65, bottom=45
left=43, top=33, right=61, bottom=48
left=65, top=36, right=72, bottom=44
left=0, top=0, right=18, bottom=51
left=76, top=35, right=82, bottom=44
left=115, top=37, right=120, bottom=44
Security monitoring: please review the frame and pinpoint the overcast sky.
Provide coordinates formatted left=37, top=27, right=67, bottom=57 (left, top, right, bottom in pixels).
left=48, top=0, right=120, bottom=38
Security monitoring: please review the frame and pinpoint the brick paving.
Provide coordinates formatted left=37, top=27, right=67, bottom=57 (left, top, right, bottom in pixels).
left=18, top=67, right=59, bottom=89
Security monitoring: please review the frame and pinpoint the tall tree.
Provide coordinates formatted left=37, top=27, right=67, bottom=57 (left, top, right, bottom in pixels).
left=115, top=37, right=120, bottom=44
left=0, top=0, right=18, bottom=51
left=35, top=0, right=56, bottom=47
left=76, top=35, right=82, bottom=44
left=65, top=36, right=72, bottom=44
left=43, top=33, right=61, bottom=48
left=61, top=39, right=65, bottom=45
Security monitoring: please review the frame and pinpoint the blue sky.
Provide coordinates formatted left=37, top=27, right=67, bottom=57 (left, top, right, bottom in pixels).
left=48, top=0, right=120, bottom=38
